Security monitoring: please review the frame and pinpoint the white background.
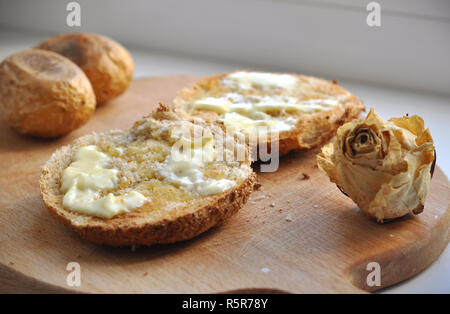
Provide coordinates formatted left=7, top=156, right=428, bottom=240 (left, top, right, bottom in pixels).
left=0, top=0, right=449, bottom=293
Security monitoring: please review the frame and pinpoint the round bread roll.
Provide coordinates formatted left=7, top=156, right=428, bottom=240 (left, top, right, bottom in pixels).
left=0, top=49, right=96, bottom=138
left=36, top=33, right=134, bottom=105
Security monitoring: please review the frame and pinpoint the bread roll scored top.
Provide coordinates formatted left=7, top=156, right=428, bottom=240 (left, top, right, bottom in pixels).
left=0, top=49, right=96, bottom=138
left=174, top=71, right=365, bottom=156
left=40, top=105, right=256, bottom=246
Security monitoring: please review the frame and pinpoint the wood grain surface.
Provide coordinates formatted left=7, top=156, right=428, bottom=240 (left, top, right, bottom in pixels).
left=0, top=76, right=449, bottom=293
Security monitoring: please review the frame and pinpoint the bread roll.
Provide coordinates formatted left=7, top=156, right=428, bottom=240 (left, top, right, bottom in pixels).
left=36, top=33, right=134, bottom=105
left=0, top=49, right=96, bottom=138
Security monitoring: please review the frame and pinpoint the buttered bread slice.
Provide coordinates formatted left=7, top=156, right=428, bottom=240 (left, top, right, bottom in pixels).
left=40, top=105, right=256, bottom=246
left=174, top=71, right=365, bottom=156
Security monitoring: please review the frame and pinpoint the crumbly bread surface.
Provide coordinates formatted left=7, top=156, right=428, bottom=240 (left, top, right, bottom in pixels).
left=174, top=72, right=365, bottom=156
left=40, top=105, right=256, bottom=246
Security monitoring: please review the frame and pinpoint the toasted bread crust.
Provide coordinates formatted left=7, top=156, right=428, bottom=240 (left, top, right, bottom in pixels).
left=41, top=166, right=256, bottom=246
left=40, top=107, right=256, bottom=247
left=173, top=72, right=365, bottom=156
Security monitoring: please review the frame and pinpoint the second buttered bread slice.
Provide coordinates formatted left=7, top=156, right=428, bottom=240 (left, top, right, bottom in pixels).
left=174, top=71, right=365, bottom=157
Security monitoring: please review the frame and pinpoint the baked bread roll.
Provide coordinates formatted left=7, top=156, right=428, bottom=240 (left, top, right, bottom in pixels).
left=40, top=105, right=256, bottom=246
left=174, top=71, right=365, bottom=157
left=317, top=109, right=435, bottom=222
left=0, top=49, right=96, bottom=138
left=36, top=33, right=134, bottom=105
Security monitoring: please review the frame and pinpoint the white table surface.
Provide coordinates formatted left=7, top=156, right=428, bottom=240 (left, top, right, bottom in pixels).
left=0, top=29, right=448, bottom=293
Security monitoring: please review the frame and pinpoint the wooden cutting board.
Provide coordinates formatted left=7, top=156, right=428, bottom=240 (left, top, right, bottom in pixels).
left=0, top=76, right=449, bottom=294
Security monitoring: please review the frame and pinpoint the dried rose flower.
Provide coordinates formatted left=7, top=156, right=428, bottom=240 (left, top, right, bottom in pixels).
left=317, top=109, right=435, bottom=222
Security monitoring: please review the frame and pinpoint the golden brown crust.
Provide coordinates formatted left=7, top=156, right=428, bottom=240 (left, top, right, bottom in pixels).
left=173, top=72, right=365, bottom=157
left=39, top=106, right=256, bottom=247
left=42, top=169, right=256, bottom=246
left=0, top=49, right=96, bottom=138
left=36, top=33, right=134, bottom=105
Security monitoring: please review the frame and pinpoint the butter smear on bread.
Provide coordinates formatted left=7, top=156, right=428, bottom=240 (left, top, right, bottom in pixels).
left=158, top=126, right=236, bottom=196
left=223, top=71, right=298, bottom=90
left=60, top=118, right=247, bottom=219
left=61, top=145, right=146, bottom=218
left=188, top=71, right=343, bottom=136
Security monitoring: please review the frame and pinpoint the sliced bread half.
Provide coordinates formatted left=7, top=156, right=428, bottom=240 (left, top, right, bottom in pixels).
left=173, top=71, right=365, bottom=157
left=40, top=105, right=256, bottom=246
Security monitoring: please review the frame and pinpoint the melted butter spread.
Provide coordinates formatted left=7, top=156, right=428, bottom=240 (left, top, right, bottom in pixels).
left=222, top=112, right=295, bottom=134
left=61, top=145, right=146, bottom=218
left=191, top=92, right=338, bottom=135
left=159, top=127, right=236, bottom=195
left=224, top=71, right=298, bottom=90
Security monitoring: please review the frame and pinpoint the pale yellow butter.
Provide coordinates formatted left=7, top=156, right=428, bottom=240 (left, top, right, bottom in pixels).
left=61, top=145, right=146, bottom=219
left=159, top=127, right=236, bottom=196
left=253, top=98, right=339, bottom=113
left=191, top=97, right=231, bottom=113
left=190, top=93, right=339, bottom=135
left=224, top=71, right=298, bottom=90
left=222, top=112, right=295, bottom=135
